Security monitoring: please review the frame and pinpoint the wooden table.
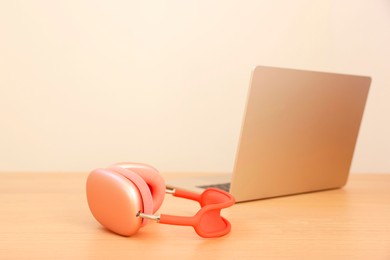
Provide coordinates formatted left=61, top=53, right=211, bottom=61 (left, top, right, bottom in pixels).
left=1, top=173, right=389, bottom=259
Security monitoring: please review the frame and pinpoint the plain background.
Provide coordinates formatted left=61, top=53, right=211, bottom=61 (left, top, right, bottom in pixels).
left=0, top=1, right=389, bottom=174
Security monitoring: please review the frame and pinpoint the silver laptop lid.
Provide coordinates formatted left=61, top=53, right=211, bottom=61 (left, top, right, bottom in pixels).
left=231, top=66, right=371, bottom=202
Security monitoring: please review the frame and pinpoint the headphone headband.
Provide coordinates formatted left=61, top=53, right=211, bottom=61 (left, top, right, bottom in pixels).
left=139, top=188, right=235, bottom=238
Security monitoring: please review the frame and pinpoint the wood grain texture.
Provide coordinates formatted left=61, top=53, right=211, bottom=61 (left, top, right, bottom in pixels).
left=0, top=173, right=389, bottom=259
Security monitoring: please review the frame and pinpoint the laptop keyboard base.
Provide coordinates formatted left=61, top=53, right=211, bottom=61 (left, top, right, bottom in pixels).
left=197, top=183, right=231, bottom=192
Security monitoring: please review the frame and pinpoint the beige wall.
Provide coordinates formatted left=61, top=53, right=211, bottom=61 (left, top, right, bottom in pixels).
left=1, top=1, right=389, bottom=173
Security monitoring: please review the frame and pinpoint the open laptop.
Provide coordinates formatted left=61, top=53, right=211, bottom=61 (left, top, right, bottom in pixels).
left=167, top=66, right=371, bottom=202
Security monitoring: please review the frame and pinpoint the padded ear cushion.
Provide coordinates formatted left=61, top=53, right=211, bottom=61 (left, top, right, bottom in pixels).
left=112, top=162, right=166, bottom=213
left=108, top=166, right=153, bottom=226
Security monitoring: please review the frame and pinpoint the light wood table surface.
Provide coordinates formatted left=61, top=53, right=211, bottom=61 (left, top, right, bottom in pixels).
left=0, top=172, right=389, bottom=259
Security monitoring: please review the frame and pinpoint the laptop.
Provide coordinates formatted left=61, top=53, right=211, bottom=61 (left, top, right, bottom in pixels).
left=167, top=66, right=371, bottom=202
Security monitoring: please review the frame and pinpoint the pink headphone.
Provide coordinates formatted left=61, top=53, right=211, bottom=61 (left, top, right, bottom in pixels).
left=86, top=162, right=235, bottom=238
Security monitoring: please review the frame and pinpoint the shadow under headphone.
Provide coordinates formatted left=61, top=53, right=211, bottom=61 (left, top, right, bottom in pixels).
left=86, top=163, right=235, bottom=238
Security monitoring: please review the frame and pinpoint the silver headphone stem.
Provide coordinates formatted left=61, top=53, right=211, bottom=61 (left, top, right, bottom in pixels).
left=165, top=187, right=176, bottom=194
left=137, top=212, right=161, bottom=222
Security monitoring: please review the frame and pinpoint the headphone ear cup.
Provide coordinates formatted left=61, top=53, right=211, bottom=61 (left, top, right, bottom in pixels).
left=112, top=163, right=166, bottom=213
left=86, top=168, right=144, bottom=236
